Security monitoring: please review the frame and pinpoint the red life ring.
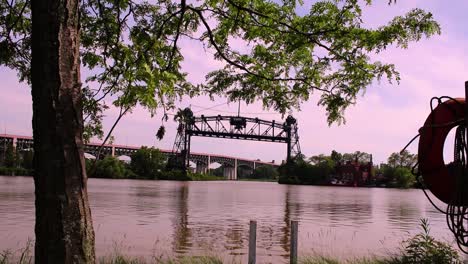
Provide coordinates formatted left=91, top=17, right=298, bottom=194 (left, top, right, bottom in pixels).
left=418, top=98, right=467, bottom=205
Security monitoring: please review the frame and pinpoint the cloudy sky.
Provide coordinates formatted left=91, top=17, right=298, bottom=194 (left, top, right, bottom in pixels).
left=1, top=0, right=467, bottom=165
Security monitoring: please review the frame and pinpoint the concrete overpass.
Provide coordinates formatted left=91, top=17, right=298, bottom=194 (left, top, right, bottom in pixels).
left=0, top=134, right=278, bottom=180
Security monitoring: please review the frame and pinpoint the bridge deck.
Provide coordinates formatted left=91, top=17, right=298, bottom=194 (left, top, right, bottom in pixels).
left=0, top=134, right=277, bottom=166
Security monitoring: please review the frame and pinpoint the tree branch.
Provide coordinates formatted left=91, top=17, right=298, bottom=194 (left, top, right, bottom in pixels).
left=188, top=6, right=329, bottom=93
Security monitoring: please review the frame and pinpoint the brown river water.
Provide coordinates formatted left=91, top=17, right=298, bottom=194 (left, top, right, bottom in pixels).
left=0, top=176, right=463, bottom=263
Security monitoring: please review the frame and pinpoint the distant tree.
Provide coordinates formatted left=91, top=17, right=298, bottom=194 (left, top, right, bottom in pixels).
left=130, top=147, right=167, bottom=179
left=383, top=166, right=415, bottom=188
left=279, top=155, right=333, bottom=185
left=4, top=144, right=17, bottom=168
left=309, top=154, right=329, bottom=165
left=394, top=167, right=415, bottom=188
left=388, top=150, right=417, bottom=168
left=342, top=151, right=371, bottom=163
left=251, top=165, right=279, bottom=180
left=90, top=156, right=127, bottom=179
left=331, top=150, right=343, bottom=164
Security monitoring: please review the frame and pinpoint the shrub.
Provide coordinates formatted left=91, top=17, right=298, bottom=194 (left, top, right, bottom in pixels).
left=89, top=156, right=128, bottom=179
left=398, top=219, right=461, bottom=264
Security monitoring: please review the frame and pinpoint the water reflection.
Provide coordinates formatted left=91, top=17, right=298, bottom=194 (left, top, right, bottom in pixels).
left=279, top=186, right=292, bottom=258
left=0, top=177, right=460, bottom=262
left=386, top=194, right=422, bottom=230
left=171, top=183, right=191, bottom=253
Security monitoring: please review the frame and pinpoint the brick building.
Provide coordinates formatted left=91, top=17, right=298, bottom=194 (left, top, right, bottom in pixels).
left=333, top=155, right=374, bottom=187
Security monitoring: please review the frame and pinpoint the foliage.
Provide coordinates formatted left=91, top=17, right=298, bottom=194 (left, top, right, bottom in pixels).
left=88, top=156, right=129, bottom=179
left=379, top=165, right=415, bottom=188
left=330, top=150, right=343, bottom=164
left=189, top=172, right=224, bottom=181
left=3, top=144, right=17, bottom=168
left=326, top=150, right=372, bottom=164
left=98, top=255, right=227, bottom=264
left=387, top=150, right=417, bottom=169
left=342, top=151, right=372, bottom=164
left=393, top=167, right=415, bottom=188
left=377, top=150, right=417, bottom=188
left=300, top=256, right=340, bottom=264
left=397, top=219, right=461, bottom=264
left=0, top=240, right=33, bottom=264
left=158, top=170, right=191, bottom=181
left=0, top=166, right=31, bottom=176
left=279, top=156, right=333, bottom=185
left=250, top=165, right=279, bottom=180
left=130, top=147, right=167, bottom=179
left=1, top=0, right=441, bottom=143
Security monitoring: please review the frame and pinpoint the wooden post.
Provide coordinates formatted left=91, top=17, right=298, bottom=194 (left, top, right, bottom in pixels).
left=290, top=220, right=298, bottom=264
left=248, top=220, right=257, bottom=264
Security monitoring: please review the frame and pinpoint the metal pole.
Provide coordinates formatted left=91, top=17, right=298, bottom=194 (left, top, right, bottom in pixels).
left=187, top=134, right=191, bottom=169
left=248, top=220, right=257, bottom=264
left=290, top=220, right=298, bottom=264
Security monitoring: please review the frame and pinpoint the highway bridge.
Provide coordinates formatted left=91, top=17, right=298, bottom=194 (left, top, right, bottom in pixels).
left=0, top=134, right=278, bottom=180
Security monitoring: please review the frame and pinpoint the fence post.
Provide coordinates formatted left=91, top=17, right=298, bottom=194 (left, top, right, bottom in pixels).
left=248, top=220, right=257, bottom=264
left=290, top=220, right=298, bottom=264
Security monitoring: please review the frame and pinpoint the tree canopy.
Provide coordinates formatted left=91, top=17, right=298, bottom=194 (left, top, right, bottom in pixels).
left=1, top=0, right=440, bottom=143
left=130, top=146, right=167, bottom=179
left=387, top=150, right=417, bottom=168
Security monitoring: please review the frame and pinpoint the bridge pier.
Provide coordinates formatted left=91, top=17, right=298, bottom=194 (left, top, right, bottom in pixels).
left=195, top=161, right=208, bottom=174
left=12, top=137, right=17, bottom=152
left=223, top=166, right=232, bottom=180
left=234, top=158, right=238, bottom=180
left=223, top=164, right=238, bottom=180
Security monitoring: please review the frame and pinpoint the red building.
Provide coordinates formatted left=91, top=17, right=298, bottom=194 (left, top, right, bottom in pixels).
left=333, top=155, right=374, bottom=187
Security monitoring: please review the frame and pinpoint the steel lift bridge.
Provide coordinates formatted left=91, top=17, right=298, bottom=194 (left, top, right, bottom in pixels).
left=171, top=108, right=301, bottom=179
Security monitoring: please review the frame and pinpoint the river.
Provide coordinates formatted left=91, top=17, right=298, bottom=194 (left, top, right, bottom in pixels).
left=0, top=176, right=460, bottom=263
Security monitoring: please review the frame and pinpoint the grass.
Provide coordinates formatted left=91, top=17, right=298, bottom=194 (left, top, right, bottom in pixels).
left=1, top=252, right=231, bottom=264
left=0, top=240, right=32, bottom=264
left=189, top=173, right=224, bottom=181
left=299, top=256, right=402, bottom=264
left=99, top=255, right=228, bottom=264
left=237, top=178, right=277, bottom=182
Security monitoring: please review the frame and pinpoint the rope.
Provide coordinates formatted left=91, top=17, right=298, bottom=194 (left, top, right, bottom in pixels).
left=403, top=96, right=468, bottom=254
left=191, top=102, right=280, bottom=116
left=191, top=101, right=229, bottom=113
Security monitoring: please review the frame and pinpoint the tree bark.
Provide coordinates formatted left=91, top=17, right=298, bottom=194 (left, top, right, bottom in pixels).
left=31, top=0, right=96, bottom=263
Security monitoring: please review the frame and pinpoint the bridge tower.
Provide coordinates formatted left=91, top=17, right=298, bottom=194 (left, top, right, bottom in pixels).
left=285, top=115, right=301, bottom=162
left=170, top=108, right=301, bottom=176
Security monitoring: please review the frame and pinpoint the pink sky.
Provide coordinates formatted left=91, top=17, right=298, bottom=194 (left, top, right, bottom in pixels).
left=1, top=0, right=468, bottom=164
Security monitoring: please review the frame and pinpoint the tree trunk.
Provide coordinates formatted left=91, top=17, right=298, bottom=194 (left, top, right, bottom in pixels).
left=31, top=0, right=96, bottom=263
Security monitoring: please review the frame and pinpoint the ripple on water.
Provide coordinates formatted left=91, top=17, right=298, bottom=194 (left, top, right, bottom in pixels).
left=0, top=176, right=460, bottom=262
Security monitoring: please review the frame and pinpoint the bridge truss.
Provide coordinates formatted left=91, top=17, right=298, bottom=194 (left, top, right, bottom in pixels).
left=171, top=108, right=301, bottom=171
